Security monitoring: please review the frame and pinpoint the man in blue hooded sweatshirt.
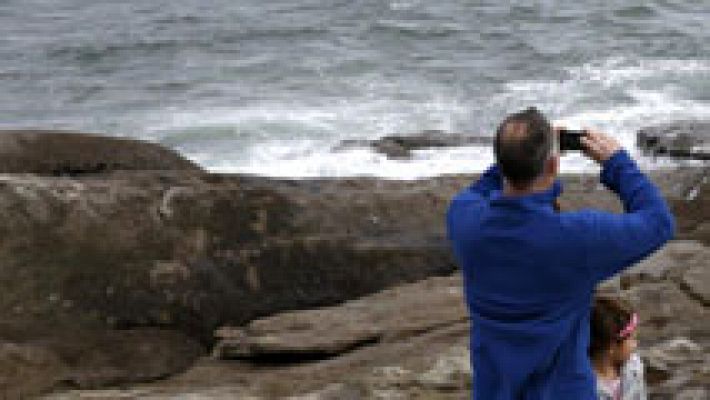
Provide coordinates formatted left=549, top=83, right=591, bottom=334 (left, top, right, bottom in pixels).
left=446, top=108, right=674, bottom=399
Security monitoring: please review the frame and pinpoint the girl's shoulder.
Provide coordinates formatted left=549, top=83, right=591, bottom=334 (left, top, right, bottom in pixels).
left=596, top=377, right=620, bottom=400
left=622, top=352, right=644, bottom=380
left=621, top=352, right=648, bottom=400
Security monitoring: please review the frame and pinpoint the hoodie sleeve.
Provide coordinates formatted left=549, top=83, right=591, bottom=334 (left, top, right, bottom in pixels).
left=584, top=150, right=675, bottom=282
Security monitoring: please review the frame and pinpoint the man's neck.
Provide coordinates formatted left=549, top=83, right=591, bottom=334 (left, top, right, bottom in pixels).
left=503, top=177, right=555, bottom=197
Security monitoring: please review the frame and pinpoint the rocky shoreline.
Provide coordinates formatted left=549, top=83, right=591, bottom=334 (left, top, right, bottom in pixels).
left=0, top=126, right=707, bottom=399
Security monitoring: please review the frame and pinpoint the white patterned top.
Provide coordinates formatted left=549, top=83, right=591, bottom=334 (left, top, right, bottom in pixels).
left=596, top=352, right=647, bottom=400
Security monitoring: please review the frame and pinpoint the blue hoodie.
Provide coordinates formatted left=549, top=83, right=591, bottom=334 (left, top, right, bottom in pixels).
left=446, top=150, right=674, bottom=399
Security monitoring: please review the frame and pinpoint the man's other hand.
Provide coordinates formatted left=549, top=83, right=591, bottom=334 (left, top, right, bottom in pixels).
left=580, top=130, right=622, bottom=164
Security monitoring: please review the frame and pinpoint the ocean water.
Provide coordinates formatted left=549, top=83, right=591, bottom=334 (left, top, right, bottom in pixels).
left=0, top=0, right=708, bottom=178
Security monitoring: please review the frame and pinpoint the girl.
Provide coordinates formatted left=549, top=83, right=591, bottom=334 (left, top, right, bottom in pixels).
left=589, top=296, right=647, bottom=400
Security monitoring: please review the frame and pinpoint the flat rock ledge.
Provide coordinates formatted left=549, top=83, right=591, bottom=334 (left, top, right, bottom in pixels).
left=212, top=275, right=467, bottom=361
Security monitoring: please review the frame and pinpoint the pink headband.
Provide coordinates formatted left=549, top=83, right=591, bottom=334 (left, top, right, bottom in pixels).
left=618, top=313, right=638, bottom=339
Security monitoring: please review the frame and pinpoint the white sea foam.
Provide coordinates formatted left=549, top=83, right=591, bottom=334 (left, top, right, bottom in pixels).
left=388, top=0, right=423, bottom=11
left=500, top=57, right=710, bottom=170
left=567, top=58, right=710, bottom=86
left=187, top=141, right=490, bottom=179
left=146, top=94, right=469, bottom=143
left=188, top=139, right=616, bottom=180
left=145, top=106, right=341, bottom=140
left=557, top=89, right=710, bottom=141
left=151, top=57, right=709, bottom=178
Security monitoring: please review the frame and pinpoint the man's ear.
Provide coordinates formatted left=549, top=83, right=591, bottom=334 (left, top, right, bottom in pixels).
left=546, top=155, right=559, bottom=177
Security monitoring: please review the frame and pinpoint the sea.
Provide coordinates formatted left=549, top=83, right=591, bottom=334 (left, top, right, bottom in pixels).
left=1, top=0, right=708, bottom=178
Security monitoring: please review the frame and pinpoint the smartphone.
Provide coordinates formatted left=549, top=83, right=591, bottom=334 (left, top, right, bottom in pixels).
left=559, top=129, right=586, bottom=151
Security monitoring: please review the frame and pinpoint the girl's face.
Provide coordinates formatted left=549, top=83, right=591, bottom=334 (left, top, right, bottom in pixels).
left=612, top=331, right=637, bottom=365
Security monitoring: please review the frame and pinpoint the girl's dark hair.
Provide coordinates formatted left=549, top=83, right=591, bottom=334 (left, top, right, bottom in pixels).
left=589, top=296, right=634, bottom=360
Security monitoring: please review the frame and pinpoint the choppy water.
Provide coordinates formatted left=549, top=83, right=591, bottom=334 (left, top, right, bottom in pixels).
left=1, top=0, right=708, bottom=178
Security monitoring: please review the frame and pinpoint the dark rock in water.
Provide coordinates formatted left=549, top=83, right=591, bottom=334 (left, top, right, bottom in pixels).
left=637, top=121, right=710, bottom=160
left=335, top=131, right=492, bottom=159
left=0, top=130, right=202, bottom=175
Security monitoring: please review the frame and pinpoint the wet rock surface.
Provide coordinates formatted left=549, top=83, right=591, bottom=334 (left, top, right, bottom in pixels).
left=335, top=131, right=492, bottom=159
left=637, top=121, right=710, bottom=161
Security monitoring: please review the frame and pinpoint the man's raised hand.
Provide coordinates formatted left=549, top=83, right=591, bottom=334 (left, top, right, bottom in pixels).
left=580, top=129, right=622, bottom=164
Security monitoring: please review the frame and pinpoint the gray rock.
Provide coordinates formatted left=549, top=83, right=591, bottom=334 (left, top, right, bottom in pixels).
left=335, top=131, right=492, bottom=159
left=644, top=337, right=704, bottom=371
left=675, top=388, right=709, bottom=400
left=680, top=262, right=710, bottom=306
left=618, top=240, right=709, bottom=288
left=643, top=337, right=709, bottom=398
left=287, top=383, right=365, bottom=400
left=0, top=341, right=68, bottom=398
left=0, top=171, right=461, bottom=347
left=61, top=328, right=204, bottom=389
left=213, top=276, right=466, bottom=360
left=0, top=130, right=202, bottom=175
left=670, top=171, right=710, bottom=245
left=622, top=281, right=708, bottom=343
left=415, top=346, right=471, bottom=390
left=0, top=325, right=203, bottom=394
left=637, top=121, right=710, bottom=160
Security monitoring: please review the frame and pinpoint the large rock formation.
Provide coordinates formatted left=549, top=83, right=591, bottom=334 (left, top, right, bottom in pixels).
left=0, top=171, right=459, bottom=343
left=0, top=131, right=460, bottom=396
left=0, top=127, right=706, bottom=398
